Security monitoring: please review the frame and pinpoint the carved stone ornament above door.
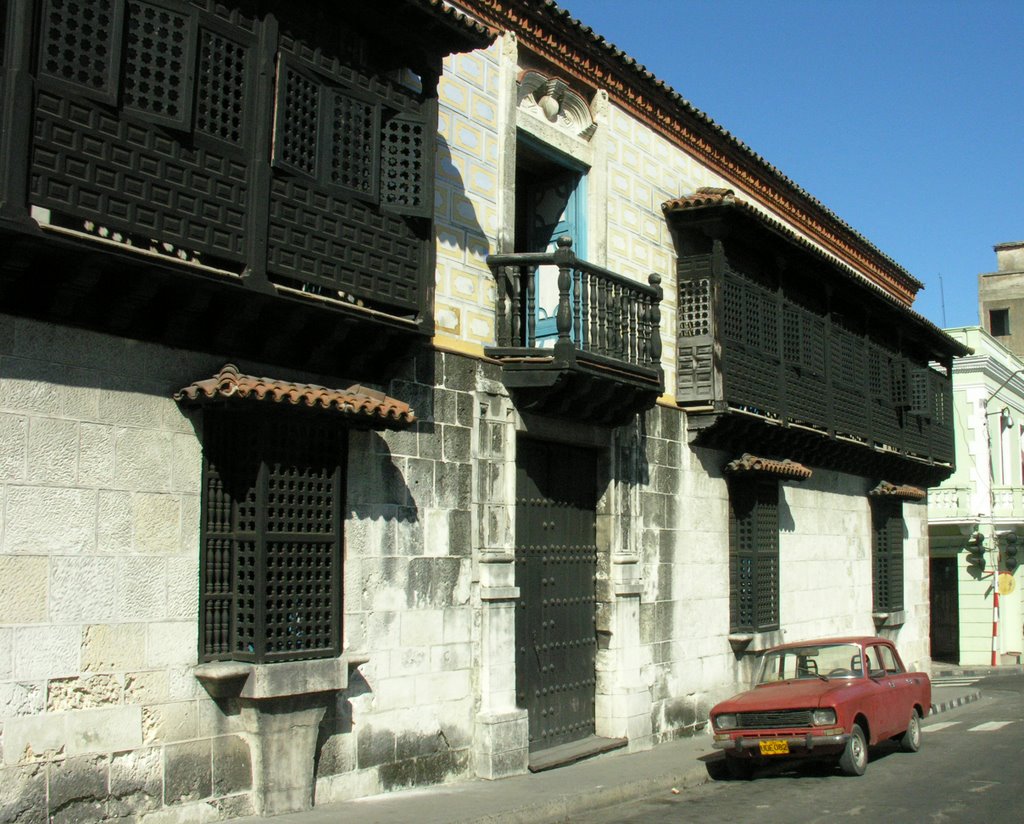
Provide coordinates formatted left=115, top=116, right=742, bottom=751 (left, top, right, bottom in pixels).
left=517, top=70, right=597, bottom=141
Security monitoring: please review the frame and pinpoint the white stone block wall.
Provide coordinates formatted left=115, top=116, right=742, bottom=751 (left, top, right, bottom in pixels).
left=0, top=314, right=256, bottom=820
left=634, top=415, right=934, bottom=741
left=314, top=351, right=480, bottom=803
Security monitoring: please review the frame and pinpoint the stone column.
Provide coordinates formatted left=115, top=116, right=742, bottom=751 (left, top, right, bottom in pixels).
left=472, top=379, right=528, bottom=778
left=238, top=693, right=331, bottom=816
left=595, top=425, right=653, bottom=751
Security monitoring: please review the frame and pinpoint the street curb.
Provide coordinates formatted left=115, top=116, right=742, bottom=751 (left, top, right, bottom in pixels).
left=932, top=666, right=1023, bottom=678
left=929, top=689, right=981, bottom=716
left=456, top=762, right=712, bottom=824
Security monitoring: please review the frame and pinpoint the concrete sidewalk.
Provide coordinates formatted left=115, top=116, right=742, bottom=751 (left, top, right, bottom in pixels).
left=234, top=682, right=982, bottom=824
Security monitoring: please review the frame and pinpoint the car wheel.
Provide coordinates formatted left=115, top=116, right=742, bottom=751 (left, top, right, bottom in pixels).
left=899, top=711, right=921, bottom=753
left=839, top=723, right=868, bottom=776
left=725, top=757, right=755, bottom=780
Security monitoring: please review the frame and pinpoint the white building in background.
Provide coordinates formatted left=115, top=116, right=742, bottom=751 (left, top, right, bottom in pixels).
left=928, top=326, right=1024, bottom=666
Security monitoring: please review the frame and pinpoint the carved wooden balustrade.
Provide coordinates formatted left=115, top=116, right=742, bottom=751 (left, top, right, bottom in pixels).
left=485, top=237, right=664, bottom=425
left=489, top=237, right=663, bottom=369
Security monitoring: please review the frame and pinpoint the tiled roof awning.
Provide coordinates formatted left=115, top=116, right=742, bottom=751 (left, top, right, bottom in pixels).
left=724, top=453, right=812, bottom=481
left=869, top=481, right=926, bottom=501
left=174, top=364, right=416, bottom=430
left=662, top=186, right=737, bottom=211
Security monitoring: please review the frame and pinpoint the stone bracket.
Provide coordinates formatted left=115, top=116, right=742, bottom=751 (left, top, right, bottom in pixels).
left=194, top=656, right=366, bottom=816
left=728, top=629, right=784, bottom=656
left=872, top=610, right=907, bottom=628
left=194, top=655, right=364, bottom=700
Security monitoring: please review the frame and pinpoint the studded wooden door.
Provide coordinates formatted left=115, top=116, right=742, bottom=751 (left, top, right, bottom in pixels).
left=515, top=439, right=598, bottom=753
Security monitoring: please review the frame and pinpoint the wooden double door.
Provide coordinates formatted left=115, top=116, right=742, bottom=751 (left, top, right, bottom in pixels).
left=515, top=439, right=598, bottom=753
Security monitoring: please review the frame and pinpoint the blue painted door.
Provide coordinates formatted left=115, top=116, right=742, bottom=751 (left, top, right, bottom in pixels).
left=522, top=171, right=586, bottom=345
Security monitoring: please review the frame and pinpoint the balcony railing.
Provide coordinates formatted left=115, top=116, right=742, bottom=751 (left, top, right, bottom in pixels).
left=992, top=486, right=1024, bottom=519
left=488, top=237, right=663, bottom=371
left=928, top=486, right=972, bottom=520
left=485, top=237, right=663, bottom=424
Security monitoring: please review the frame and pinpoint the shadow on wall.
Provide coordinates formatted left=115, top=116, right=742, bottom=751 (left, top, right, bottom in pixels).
left=434, top=133, right=491, bottom=294
left=346, top=430, right=419, bottom=524
left=314, top=670, right=370, bottom=778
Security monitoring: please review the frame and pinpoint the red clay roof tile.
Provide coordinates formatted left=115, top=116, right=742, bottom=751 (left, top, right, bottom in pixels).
left=174, top=364, right=416, bottom=430
left=869, top=481, right=926, bottom=501
left=724, top=453, right=813, bottom=480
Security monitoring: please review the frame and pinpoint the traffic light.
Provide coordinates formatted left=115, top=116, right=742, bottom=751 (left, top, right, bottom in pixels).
left=965, top=532, right=986, bottom=573
left=1002, top=533, right=1019, bottom=574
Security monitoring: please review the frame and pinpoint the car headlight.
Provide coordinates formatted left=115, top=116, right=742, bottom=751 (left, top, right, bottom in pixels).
left=714, top=713, right=737, bottom=731
left=811, top=708, right=837, bottom=726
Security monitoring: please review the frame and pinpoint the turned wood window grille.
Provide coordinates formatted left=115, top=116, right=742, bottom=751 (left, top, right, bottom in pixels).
left=272, top=56, right=430, bottom=217
left=28, top=0, right=435, bottom=310
left=200, top=408, right=345, bottom=664
left=728, top=479, right=780, bottom=633
left=871, top=499, right=904, bottom=613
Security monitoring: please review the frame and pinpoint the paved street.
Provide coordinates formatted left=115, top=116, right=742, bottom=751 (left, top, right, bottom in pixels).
left=564, top=675, right=1024, bottom=824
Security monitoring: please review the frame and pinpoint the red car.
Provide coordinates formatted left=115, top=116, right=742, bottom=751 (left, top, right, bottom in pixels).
left=710, top=636, right=930, bottom=778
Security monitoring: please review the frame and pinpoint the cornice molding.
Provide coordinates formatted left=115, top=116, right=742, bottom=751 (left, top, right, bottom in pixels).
left=954, top=355, right=1024, bottom=398
left=453, top=0, right=918, bottom=306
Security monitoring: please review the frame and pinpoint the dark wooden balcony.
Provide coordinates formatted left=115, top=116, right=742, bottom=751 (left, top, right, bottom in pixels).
left=486, top=237, right=664, bottom=425
left=0, top=0, right=490, bottom=377
left=666, top=189, right=970, bottom=486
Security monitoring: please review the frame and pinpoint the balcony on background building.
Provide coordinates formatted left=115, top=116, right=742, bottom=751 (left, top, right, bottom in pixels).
left=928, top=486, right=974, bottom=521
left=485, top=237, right=664, bottom=426
left=992, top=486, right=1024, bottom=520
left=0, top=0, right=490, bottom=376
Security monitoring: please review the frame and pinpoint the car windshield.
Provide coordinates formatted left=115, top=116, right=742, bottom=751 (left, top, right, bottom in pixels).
left=756, top=643, right=865, bottom=683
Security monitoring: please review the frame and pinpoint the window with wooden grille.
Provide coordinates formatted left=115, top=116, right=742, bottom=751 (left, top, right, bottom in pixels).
left=871, top=499, right=904, bottom=612
left=200, top=407, right=345, bottom=663
left=728, top=480, right=780, bottom=633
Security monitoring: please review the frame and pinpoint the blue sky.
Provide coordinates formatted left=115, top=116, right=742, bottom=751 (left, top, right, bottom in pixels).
left=555, top=0, right=1023, bottom=329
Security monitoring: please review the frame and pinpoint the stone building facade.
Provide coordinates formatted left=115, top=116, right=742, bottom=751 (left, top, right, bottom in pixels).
left=979, top=241, right=1024, bottom=358
left=0, top=0, right=966, bottom=821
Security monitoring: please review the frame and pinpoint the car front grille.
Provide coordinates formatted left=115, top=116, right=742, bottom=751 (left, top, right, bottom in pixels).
left=737, top=710, right=813, bottom=729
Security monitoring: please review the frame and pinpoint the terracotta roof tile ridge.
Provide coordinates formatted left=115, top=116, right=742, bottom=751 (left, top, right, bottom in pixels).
left=417, top=0, right=497, bottom=42
left=869, top=481, right=926, bottom=501
left=724, top=453, right=813, bottom=480
left=174, top=364, right=416, bottom=429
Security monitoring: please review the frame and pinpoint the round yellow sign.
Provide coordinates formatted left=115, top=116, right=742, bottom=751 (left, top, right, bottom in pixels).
left=998, top=572, right=1017, bottom=596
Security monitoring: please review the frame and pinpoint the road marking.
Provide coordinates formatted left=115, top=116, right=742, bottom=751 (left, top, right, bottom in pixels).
left=923, top=721, right=959, bottom=732
left=932, top=677, right=980, bottom=687
left=968, top=721, right=1014, bottom=731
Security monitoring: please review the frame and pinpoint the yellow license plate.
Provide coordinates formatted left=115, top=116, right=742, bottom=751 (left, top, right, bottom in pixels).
left=759, top=739, right=789, bottom=756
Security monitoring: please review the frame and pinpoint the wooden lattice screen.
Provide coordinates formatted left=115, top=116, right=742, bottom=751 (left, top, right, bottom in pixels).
left=728, top=479, right=780, bottom=633
left=871, top=499, right=904, bottom=613
left=200, top=408, right=345, bottom=663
